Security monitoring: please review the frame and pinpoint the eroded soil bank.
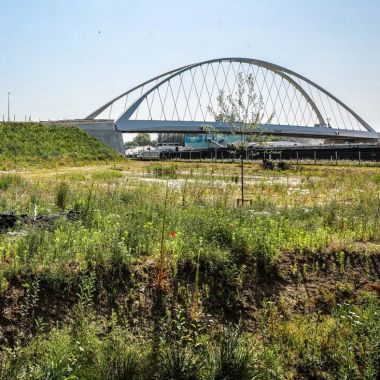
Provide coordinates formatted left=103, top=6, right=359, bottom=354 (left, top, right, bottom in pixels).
left=1, top=248, right=379, bottom=348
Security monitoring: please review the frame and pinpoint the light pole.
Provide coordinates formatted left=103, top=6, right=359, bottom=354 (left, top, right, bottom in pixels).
left=7, top=92, right=10, bottom=122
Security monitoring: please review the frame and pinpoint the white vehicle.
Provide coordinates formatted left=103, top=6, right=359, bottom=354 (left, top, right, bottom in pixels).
left=155, top=143, right=183, bottom=151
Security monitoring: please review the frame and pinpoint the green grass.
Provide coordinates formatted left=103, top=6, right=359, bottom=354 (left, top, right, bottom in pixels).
left=0, top=161, right=380, bottom=379
left=0, top=174, right=24, bottom=191
left=0, top=123, right=123, bottom=169
left=91, top=169, right=124, bottom=181
left=1, top=296, right=379, bottom=379
left=147, top=164, right=178, bottom=176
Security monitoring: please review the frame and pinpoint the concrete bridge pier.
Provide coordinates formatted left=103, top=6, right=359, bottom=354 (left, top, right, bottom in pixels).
left=76, top=121, right=125, bottom=154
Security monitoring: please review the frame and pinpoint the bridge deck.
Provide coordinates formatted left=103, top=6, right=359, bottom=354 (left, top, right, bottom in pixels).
left=115, top=120, right=379, bottom=141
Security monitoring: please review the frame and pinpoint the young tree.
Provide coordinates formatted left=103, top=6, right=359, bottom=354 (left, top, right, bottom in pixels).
left=209, top=72, right=272, bottom=205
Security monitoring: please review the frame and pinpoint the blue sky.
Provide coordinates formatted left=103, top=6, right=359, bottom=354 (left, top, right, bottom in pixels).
left=0, top=0, right=379, bottom=130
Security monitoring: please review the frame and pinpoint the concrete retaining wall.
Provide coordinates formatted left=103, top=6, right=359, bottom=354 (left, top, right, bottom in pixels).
left=76, top=122, right=125, bottom=154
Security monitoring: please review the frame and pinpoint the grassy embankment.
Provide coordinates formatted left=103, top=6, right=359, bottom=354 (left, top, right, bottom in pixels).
left=0, top=123, right=123, bottom=169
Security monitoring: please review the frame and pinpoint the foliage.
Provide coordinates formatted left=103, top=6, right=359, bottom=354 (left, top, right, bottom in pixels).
left=0, top=174, right=24, bottom=191
left=1, top=296, right=379, bottom=379
left=0, top=161, right=380, bottom=378
left=55, top=182, right=70, bottom=210
left=131, top=132, right=152, bottom=146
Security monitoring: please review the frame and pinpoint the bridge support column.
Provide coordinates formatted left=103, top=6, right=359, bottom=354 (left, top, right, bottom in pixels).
left=76, top=121, right=125, bottom=154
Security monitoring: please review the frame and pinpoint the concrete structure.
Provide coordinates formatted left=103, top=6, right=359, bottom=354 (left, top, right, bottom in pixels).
left=76, top=121, right=124, bottom=154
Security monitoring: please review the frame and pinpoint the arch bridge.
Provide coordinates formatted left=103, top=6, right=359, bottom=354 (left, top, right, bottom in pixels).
left=83, top=58, right=378, bottom=145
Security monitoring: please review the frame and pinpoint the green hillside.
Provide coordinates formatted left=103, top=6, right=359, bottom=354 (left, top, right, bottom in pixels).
left=0, top=123, right=123, bottom=169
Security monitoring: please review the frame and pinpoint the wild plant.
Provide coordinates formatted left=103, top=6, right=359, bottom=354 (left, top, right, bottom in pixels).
left=20, top=278, right=40, bottom=331
left=204, top=325, right=258, bottom=380
left=55, top=181, right=70, bottom=210
left=155, top=181, right=170, bottom=290
left=99, top=323, right=145, bottom=380
left=191, top=242, right=202, bottom=321
left=77, top=271, right=97, bottom=311
left=155, top=306, right=203, bottom=380
left=0, top=174, right=24, bottom=191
